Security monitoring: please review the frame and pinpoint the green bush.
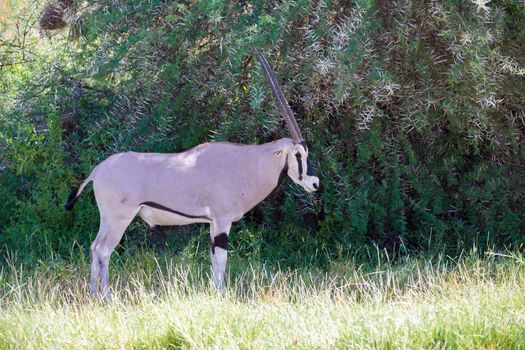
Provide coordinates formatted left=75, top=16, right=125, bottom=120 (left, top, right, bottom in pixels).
left=0, top=0, right=523, bottom=265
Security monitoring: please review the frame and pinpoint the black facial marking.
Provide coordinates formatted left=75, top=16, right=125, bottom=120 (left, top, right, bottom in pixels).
left=306, top=158, right=315, bottom=176
left=278, top=158, right=288, bottom=185
left=295, top=152, right=303, bottom=180
left=140, top=201, right=211, bottom=221
left=299, top=141, right=308, bottom=152
left=211, top=233, right=228, bottom=254
left=300, top=141, right=315, bottom=177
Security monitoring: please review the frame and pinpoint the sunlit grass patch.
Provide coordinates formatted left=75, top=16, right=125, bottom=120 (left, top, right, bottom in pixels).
left=0, top=250, right=524, bottom=349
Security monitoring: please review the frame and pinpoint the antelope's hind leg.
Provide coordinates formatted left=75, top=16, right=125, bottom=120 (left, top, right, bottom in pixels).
left=90, top=211, right=135, bottom=300
left=90, top=215, right=107, bottom=297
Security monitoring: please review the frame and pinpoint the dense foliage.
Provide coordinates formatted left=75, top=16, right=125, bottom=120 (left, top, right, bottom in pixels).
left=1, top=0, right=524, bottom=266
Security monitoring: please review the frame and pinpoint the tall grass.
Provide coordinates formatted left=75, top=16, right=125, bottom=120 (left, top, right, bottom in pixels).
left=1, top=248, right=524, bottom=349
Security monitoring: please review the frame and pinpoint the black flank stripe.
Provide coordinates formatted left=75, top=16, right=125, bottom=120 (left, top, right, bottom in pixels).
left=140, top=201, right=211, bottom=221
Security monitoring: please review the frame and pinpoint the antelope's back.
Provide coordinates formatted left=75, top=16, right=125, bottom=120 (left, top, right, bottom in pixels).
left=92, top=143, right=261, bottom=211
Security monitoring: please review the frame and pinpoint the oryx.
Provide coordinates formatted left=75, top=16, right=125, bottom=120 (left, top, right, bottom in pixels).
left=64, top=48, right=319, bottom=299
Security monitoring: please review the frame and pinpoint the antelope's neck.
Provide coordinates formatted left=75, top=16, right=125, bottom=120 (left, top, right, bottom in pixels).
left=253, top=145, right=288, bottom=202
left=235, top=140, right=291, bottom=217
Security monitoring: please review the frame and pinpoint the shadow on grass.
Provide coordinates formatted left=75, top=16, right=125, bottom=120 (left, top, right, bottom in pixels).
left=132, top=327, right=190, bottom=350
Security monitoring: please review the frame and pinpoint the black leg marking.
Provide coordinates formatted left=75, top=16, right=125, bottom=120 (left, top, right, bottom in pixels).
left=211, top=233, right=228, bottom=254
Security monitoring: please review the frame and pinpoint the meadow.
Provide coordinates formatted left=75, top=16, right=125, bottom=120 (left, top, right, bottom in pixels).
left=1, top=248, right=524, bottom=349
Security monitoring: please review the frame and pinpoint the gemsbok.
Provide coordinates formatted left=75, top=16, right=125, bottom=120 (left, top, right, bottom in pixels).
left=64, top=48, right=320, bottom=299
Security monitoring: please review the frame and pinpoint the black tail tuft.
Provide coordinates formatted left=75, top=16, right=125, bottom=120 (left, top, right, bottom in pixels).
left=64, top=187, right=80, bottom=211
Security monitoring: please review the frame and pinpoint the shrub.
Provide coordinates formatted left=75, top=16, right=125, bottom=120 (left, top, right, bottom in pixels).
left=0, top=0, right=523, bottom=265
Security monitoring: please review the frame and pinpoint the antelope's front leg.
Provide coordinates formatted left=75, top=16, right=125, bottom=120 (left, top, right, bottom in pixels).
left=210, top=221, right=232, bottom=289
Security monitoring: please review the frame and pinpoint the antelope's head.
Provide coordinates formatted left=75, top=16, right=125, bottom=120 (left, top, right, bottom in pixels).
left=254, top=48, right=320, bottom=193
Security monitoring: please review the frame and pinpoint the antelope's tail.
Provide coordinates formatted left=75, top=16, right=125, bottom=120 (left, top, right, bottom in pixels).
left=64, top=174, right=93, bottom=211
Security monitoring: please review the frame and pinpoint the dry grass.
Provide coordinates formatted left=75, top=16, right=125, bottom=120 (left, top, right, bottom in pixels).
left=1, top=249, right=524, bottom=349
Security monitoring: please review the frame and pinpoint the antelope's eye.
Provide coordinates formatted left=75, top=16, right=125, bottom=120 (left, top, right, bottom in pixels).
left=295, top=153, right=300, bottom=157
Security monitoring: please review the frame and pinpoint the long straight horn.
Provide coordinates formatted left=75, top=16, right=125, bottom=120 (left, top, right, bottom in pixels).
left=253, top=48, right=304, bottom=143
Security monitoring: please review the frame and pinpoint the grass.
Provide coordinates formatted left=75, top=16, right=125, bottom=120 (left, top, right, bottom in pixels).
left=0, top=248, right=524, bottom=349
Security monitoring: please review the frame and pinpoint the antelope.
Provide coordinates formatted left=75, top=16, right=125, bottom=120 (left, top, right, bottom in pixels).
left=64, top=48, right=319, bottom=299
